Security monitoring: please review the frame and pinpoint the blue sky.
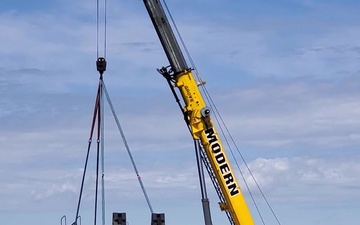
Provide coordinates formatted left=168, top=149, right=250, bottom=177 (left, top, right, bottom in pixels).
left=1, top=0, right=360, bottom=225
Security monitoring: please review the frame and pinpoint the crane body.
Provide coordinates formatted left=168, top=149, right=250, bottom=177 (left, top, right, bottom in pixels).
left=143, top=1, right=255, bottom=225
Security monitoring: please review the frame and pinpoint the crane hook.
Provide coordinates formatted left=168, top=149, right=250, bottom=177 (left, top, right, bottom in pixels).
left=96, top=57, right=107, bottom=75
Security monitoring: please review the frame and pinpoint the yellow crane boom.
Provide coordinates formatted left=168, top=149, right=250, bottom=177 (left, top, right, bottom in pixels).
left=142, top=1, right=255, bottom=225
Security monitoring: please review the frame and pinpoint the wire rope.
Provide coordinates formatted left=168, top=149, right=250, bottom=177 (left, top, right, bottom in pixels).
left=100, top=79, right=106, bottom=225
left=104, top=0, right=107, bottom=58
left=161, top=0, right=203, bottom=83
left=96, top=0, right=107, bottom=58
left=102, top=80, right=155, bottom=214
left=94, top=128, right=100, bottom=225
left=96, top=0, right=107, bottom=223
left=73, top=84, right=101, bottom=225
left=94, top=79, right=103, bottom=225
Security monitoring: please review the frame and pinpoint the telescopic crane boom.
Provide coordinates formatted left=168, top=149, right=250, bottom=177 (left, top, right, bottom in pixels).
left=142, top=1, right=255, bottom=225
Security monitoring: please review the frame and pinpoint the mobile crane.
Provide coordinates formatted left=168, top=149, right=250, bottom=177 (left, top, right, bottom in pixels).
left=142, top=1, right=255, bottom=225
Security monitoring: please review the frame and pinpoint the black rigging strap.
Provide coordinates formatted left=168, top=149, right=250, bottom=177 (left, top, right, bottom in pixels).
left=73, top=82, right=103, bottom=225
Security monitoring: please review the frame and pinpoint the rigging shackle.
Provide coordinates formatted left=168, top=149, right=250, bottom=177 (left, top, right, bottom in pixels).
left=97, top=57, right=107, bottom=75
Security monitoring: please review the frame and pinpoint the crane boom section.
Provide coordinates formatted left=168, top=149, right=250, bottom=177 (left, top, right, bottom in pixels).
left=175, top=70, right=254, bottom=225
left=142, top=1, right=255, bottom=225
left=144, top=0, right=187, bottom=74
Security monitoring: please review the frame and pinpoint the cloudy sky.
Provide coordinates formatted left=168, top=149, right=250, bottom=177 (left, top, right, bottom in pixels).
left=1, top=0, right=360, bottom=225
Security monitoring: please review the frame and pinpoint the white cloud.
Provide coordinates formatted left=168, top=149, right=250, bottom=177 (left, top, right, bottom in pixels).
left=240, top=157, right=360, bottom=204
left=211, top=76, right=360, bottom=150
left=32, top=182, right=78, bottom=201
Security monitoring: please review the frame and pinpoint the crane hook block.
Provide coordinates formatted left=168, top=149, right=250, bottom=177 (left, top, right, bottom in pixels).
left=96, top=57, right=107, bottom=75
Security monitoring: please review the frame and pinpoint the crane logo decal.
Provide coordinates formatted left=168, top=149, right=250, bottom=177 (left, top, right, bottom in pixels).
left=205, top=127, right=240, bottom=197
left=184, top=85, right=194, bottom=103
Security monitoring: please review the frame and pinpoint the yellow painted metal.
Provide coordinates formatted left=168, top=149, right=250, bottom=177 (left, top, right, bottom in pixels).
left=175, top=70, right=255, bottom=225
